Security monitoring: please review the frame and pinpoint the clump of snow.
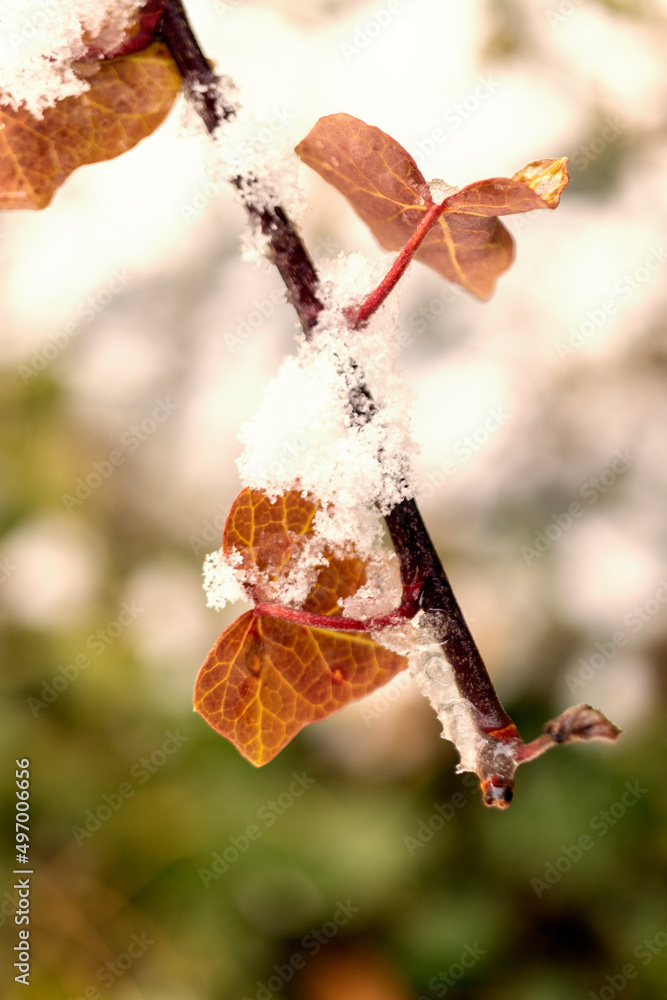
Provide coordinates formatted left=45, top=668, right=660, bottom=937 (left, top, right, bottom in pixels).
left=236, top=252, right=418, bottom=557
left=204, top=527, right=364, bottom=613
left=254, top=532, right=329, bottom=609
left=202, top=547, right=246, bottom=610
left=405, top=612, right=521, bottom=783
left=0, top=1, right=141, bottom=117
left=205, top=193, right=420, bottom=624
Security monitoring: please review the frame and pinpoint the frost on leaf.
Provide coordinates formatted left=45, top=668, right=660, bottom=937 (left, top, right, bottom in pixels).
left=0, top=0, right=143, bottom=117
left=195, top=488, right=408, bottom=765
left=296, top=113, right=569, bottom=299
left=0, top=42, right=181, bottom=210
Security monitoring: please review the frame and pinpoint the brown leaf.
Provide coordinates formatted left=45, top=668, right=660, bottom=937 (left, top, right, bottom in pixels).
left=295, top=112, right=432, bottom=249
left=195, top=487, right=408, bottom=764
left=544, top=704, right=622, bottom=745
left=0, top=42, right=181, bottom=210
left=195, top=610, right=407, bottom=766
left=295, top=113, right=569, bottom=299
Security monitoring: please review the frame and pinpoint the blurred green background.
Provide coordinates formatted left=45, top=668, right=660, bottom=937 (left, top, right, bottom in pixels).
left=2, top=0, right=667, bottom=997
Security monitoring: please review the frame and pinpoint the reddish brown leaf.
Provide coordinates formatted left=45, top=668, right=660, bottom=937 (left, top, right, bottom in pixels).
left=195, top=487, right=408, bottom=764
left=295, top=113, right=432, bottom=248
left=195, top=610, right=406, bottom=766
left=0, top=42, right=181, bottom=210
left=295, top=113, right=569, bottom=299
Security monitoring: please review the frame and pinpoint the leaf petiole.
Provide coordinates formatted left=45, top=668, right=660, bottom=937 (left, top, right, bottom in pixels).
left=253, top=578, right=423, bottom=633
left=347, top=199, right=448, bottom=328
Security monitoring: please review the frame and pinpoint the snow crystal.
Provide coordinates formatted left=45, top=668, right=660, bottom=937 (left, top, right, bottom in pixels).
left=0, top=1, right=141, bottom=117
left=405, top=612, right=520, bottom=783
left=206, top=248, right=420, bottom=616
left=204, top=532, right=334, bottom=613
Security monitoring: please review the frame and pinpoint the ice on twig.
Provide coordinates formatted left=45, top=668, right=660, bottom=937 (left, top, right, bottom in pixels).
left=408, top=640, right=484, bottom=774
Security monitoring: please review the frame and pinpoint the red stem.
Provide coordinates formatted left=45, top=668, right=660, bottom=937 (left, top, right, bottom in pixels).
left=254, top=580, right=422, bottom=633
left=348, top=200, right=446, bottom=328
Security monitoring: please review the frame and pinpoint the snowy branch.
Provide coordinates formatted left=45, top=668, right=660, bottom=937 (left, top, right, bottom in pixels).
left=158, top=0, right=620, bottom=806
